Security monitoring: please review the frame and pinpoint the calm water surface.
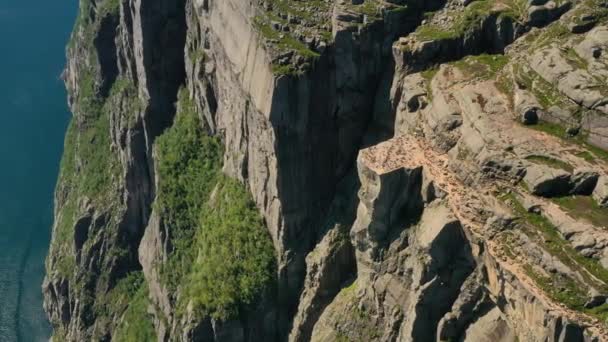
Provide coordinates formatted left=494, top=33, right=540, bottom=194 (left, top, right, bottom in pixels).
left=0, top=1, right=76, bottom=340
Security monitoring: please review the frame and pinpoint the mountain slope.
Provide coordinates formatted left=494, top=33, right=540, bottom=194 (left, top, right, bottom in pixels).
left=44, top=0, right=608, bottom=341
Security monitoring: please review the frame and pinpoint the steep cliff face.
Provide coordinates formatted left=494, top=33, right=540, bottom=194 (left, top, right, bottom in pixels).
left=45, top=0, right=608, bottom=341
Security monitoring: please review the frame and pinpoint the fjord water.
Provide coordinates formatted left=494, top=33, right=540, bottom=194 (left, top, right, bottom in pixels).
left=0, top=0, right=76, bottom=340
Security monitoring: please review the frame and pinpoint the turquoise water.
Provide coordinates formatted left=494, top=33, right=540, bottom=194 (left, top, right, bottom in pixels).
left=0, top=1, right=76, bottom=341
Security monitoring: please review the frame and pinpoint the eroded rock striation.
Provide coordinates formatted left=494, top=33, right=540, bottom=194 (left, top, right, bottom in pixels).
left=44, top=0, right=608, bottom=341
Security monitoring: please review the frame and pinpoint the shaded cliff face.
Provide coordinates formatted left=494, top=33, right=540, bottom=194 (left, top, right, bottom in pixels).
left=45, top=0, right=608, bottom=341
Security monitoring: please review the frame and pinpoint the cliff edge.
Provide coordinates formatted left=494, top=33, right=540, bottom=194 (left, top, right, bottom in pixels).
left=44, top=0, right=608, bottom=341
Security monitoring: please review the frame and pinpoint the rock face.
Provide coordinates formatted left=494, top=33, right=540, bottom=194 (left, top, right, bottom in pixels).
left=595, top=176, right=608, bottom=208
left=44, top=0, right=608, bottom=341
left=523, top=164, right=572, bottom=197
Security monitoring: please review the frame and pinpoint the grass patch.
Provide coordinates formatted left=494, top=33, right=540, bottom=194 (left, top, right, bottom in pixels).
left=500, top=192, right=608, bottom=322
left=253, top=17, right=320, bottom=75
left=553, top=196, right=608, bottom=228
left=524, top=155, right=574, bottom=172
left=565, top=47, right=589, bottom=70
left=530, top=121, right=608, bottom=163
left=525, top=263, right=608, bottom=323
left=524, top=264, right=589, bottom=310
left=496, top=71, right=515, bottom=108
left=575, top=150, right=596, bottom=163
left=501, top=192, right=608, bottom=290
left=421, top=66, right=439, bottom=100
left=414, top=0, right=496, bottom=41
left=524, top=22, right=570, bottom=50
left=453, top=53, right=510, bottom=79
left=514, top=64, right=569, bottom=110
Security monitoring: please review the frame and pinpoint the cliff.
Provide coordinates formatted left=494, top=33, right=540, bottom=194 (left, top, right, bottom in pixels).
left=44, top=0, right=608, bottom=341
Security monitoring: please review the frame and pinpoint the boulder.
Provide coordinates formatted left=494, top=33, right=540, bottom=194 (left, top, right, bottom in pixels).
left=569, top=168, right=600, bottom=195
left=581, top=110, right=608, bottom=150
left=593, top=176, right=608, bottom=207
left=514, top=88, right=542, bottom=125
left=523, top=164, right=571, bottom=197
left=584, top=293, right=608, bottom=309
left=568, top=18, right=597, bottom=34
left=461, top=307, right=515, bottom=342
left=528, top=1, right=571, bottom=27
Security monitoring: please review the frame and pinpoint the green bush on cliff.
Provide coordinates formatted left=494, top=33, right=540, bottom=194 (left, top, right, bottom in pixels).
left=156, top=90, right=275, bottom=320
left=156, top=91, right=223, bottom=291
left=59, top=71, right=124, bottom=204
left=112, top=272, right=157, bottom=342
left=183, top=175, right=276, bottom=320
left=52, top=73, right=121, bottom=280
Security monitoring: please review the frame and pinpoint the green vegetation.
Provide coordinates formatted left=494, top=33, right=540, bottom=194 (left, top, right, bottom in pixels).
left=453, top=54, right=510, bottom=79
left=500, top=0, right=529, bottom=22
left=51, top=78, right=143, bottom=283
left=553, top=196, right=608, bottom=228
left=156, top=90, right=275, bottom=321
left=414, top=1, right=496, bottom=41
left=156, top=91, right=223, bottom=291
left=98, top=0, right=120, bottom=18
left=346, top=0, right=409, bottom=21
left=524, top=264, right=593, bottom=311
left=253, top=17, right=320, bottom=76
left=530, top=121, right=608, bottom=163
left=331, top=280, right=380, bottom=342
left=350, top=0, right=381, bottom=18
left=421, top=66, right=439, bottom=100
left=253, top=0, right=331, bottom=75
left=500, top=192, right=608, bottom=322
left=70, top=0, right=121, bottom=50
left=523, top=21, right=570, bottom=50
left=524, top=155, right=574, bottom=172
left=421, top=66, right=439, bottom=83
left=565, top=48, right=589, bottom=70
left=181, top=175, right=276, bottom=320
left=347, top=0, right=390, bottom=19
left=575, top=150, right=596, bottom=163
left=188, top=48, right=207, bottom=64
left=112, top=272, right=157, bottom=342
left=255, top=0, right=408, bottom=75
left=514, top=64, right=569, bottom=110
left=50, top=2, right=142, bottom=336
left=96, top=272, right=145, bottom=317
left=52, top=75, right=125, bottom=281
left=341, top=280, right=358, bottom=297
left=254, top=19, right=320, bottom=60
left=525, top=262, right=608, bottom=323
left=496, top=71, right=515, bottom=108
left=501, top=192, right=608, bottom=288
left=570, top=0, right=608, bottom=27
left=514, top=62, right=608, bottom=163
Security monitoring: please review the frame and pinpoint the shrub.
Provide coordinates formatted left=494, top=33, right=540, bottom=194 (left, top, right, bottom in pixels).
left=183, top=175, right=276, bottom=320
left=155, top=90, right=275, bottom=320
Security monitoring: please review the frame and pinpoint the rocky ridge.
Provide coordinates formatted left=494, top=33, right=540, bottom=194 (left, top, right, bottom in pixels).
left=44, top=0, right=608, bottom=341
